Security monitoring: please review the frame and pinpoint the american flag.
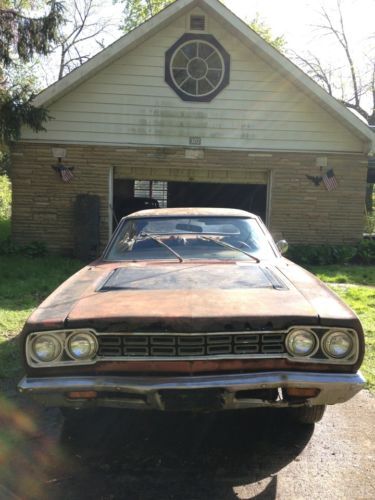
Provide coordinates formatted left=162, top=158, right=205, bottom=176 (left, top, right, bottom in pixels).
left=322, top=168, right=338, bottom=191
left=59, top=165, right=74, bottom=183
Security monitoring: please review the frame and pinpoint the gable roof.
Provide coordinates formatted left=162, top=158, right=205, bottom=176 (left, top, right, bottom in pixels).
left=34, top=0, right=374, bottom=149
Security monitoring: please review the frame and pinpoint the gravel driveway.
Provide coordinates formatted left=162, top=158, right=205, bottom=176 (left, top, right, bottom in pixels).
left=0, top=384, right=374, bottom=500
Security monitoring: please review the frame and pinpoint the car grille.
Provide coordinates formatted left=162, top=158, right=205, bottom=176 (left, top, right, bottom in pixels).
left=97, top=332, right=286, bottom=359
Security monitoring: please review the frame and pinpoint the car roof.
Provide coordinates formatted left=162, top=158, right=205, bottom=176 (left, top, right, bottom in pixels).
left=125, top=207, right=257, bottom=219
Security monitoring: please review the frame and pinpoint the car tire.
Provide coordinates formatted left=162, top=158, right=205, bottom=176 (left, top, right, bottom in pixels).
left=291, top=405, right=326, bottom=424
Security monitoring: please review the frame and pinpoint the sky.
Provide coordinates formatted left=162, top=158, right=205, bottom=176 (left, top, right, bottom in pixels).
left=96, top=0, right=375, bottom=52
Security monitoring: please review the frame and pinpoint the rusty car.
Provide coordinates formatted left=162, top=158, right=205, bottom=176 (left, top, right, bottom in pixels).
left=18, top=208, right=365, bottom=424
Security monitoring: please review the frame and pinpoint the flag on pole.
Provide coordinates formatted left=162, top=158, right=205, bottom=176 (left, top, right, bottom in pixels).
left=322, top=169, right=338, bottom=191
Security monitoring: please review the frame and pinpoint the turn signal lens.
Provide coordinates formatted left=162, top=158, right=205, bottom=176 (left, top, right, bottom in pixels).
left=286, top=388, right=320, bottom=398
left=67, top=391, right=98, bottom=399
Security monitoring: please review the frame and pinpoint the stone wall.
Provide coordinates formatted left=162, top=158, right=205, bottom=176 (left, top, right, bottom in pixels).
left=10, top=142, right=368, bottom=254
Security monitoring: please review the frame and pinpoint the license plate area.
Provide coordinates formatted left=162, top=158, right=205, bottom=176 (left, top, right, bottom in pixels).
left=159, top=389, right=224, bottom=411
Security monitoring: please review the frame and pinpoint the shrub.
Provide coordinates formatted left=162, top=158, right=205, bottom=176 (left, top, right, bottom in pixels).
left=354, top=239, right=375, bottom=265
left=286, top=241, right=375, bottom=266
left=0, top=239, right=47, bottom=257
left=0, top=174, right=11, bottom=220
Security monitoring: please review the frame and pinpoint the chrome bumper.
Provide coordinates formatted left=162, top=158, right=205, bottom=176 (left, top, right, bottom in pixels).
left=18, top=371, right=365, bottom=410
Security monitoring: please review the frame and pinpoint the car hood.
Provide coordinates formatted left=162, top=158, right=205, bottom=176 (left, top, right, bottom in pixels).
left=25, top=259, right=357, bottom=333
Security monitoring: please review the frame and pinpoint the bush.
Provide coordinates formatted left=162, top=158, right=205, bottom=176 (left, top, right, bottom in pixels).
left=286, top=241, right=375, bottom=266
left=0, top=174, right=11, bottom=220
left=0, top=239, right=47, bottom=257
left=354, top=239, right=375, bottom=265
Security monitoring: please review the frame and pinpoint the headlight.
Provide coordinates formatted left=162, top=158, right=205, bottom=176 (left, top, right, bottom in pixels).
left=286, top=329, right=317, bottom=357
left=67, top=331, right=98, bottom=360
left=322, top=331, right=353, bottom=359
left=31, top=334, right=63, bottom=362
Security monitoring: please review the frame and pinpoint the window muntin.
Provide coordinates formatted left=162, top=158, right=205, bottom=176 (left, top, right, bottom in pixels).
left=105, top=217, right=275, bottom=261
left=165, top=33, right=230, bottom=102
left=171, top=40, right=225, bottom=98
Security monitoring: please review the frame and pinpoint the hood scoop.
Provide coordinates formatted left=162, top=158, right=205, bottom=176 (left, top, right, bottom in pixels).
left=99, top=265, right=287, bottom=292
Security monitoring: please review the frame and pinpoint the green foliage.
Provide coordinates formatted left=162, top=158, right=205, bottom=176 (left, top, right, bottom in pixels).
left=0, top=238, right=47, bottom=257
left=249, top=14, right=286, bottom=52
left=0, top=254, right=82, bottom=378
left=0, top=1, right=64, bottom=148
left=287, top=241, right=375, bottom=266
left=354, top=239, right=375, bottom=265
left=0, top=86, right=50, bottom=143
left=0, top=217, right=10, bottom=240
left=0, top=174, right=11, bottom=219
left=309, top=265, right=375, bottom=287
left=330, top=285, right=375, bottom=392
left=0, top=1, right=64, bottom=67
left=118, top=0, right=287, bottom=55
left=117, top=0, right=174, bottom=32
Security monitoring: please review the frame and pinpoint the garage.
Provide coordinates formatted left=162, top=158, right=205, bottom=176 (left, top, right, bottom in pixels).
left=10, top=0, right=373, bottom=254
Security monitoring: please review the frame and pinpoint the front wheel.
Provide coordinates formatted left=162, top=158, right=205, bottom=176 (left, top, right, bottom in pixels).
left=291, top=405, right=326, bottom=424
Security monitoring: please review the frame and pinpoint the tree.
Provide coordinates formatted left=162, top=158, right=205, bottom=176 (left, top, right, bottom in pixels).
left=248, top=13, right=286, bottom=52
left=117, top=0, right=286, bottom=51
left=116, top=0, right=173, bottom=32
left=293, top=1, right=374, bottom=126
left=0, top=1, right=64, bottom=147
left=55, top=0, right=114, bottom=80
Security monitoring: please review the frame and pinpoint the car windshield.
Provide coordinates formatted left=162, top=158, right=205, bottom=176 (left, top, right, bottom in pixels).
left=105, top=216, right=276, bottom=262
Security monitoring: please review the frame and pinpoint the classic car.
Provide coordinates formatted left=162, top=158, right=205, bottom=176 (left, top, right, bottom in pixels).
left=18, top=208, right=365, bottom=424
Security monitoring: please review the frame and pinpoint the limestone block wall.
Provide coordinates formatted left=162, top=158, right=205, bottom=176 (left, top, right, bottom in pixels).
left=10, top=143, right=367, bottom=254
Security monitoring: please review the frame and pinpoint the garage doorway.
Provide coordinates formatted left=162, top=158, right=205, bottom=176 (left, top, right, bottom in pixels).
left=112, top=177, right=269, bottom=230
left=168, top=181, right=267, bottom=220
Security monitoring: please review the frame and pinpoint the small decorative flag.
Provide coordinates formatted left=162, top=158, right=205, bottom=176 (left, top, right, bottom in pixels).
left=58, top=165, right=74, bottom=183
left=322, top=168, right=338, bottom=191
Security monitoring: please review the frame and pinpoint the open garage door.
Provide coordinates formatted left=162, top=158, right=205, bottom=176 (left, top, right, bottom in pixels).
left=111, top=165, right=269, bottom=230
left=167, top=181, right=267, bottom=220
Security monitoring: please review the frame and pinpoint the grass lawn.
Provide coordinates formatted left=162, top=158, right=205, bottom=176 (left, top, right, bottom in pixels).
left=308, top=265, right=375, bottom=287
left=0, top=255, right=82, bottom=378
left=0, top=255, right=373, bottom=392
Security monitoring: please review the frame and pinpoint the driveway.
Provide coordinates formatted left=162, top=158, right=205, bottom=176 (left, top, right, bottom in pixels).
left=0, top=383, right=374, bottom=500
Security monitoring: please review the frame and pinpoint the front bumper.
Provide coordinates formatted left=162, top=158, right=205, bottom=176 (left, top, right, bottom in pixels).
left=18, top=371, right=365, bottom=411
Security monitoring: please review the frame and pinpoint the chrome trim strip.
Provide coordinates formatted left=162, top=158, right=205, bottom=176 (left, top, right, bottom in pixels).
left=18, top=371, right=366, bottom=409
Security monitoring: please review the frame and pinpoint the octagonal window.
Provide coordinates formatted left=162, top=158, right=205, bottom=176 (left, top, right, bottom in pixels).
left=165, top=34, right=230, bottom=102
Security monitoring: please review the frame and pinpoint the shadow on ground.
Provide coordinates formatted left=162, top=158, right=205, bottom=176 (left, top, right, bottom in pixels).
left=0, top=397, right=314, bottom=500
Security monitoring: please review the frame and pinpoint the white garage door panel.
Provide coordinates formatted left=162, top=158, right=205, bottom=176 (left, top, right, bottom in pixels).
left=114, top=166, right=268, bottom=185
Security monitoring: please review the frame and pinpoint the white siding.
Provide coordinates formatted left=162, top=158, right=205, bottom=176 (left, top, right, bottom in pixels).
left=22, top=9, right=364, bottom=152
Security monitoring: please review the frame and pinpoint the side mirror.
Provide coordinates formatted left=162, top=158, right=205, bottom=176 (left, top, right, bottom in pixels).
left=276, top=240, right=288, bottom=255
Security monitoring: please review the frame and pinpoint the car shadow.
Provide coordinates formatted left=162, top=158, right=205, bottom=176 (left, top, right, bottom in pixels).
left=49, top=407, right=314, bottom=500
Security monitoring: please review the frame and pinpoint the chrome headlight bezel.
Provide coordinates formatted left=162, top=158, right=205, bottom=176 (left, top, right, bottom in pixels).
left=30, top=333, right=64, bottom=363
left=25, top=329, right=99, bottom=368
left=321, top=330, right=355, bottom=360
left=285, top=329, right=319, bottom=358
left=66, top=331, right=98, bottom=360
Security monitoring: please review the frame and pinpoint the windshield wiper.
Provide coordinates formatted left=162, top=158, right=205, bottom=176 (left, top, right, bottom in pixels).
left=138, top=233, right=184, bottom=263
left=198, top=236, right=260, bottom=263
